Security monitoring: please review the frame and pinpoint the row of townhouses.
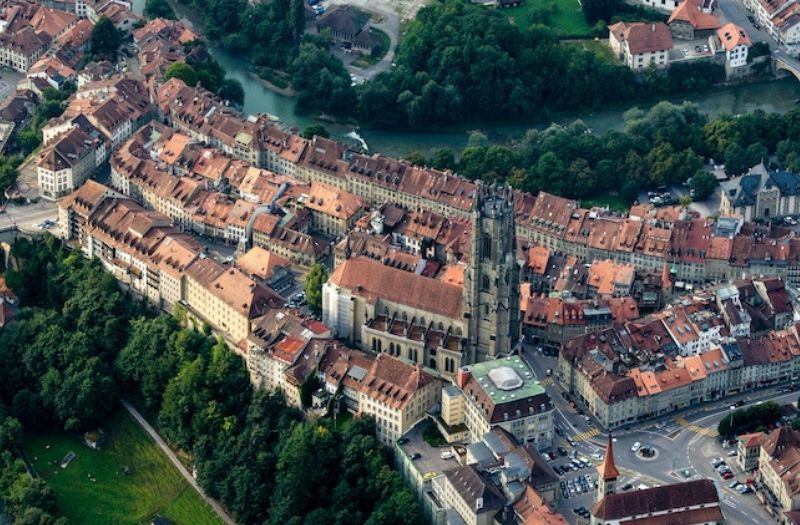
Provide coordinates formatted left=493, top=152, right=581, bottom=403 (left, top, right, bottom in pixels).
left=558, top=278, right=800, bottom=429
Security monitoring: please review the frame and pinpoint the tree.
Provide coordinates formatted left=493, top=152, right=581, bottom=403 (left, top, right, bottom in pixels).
left=404, top=151, right=427, bottom=167
left=89, top=17, right=123, bottom=60
left=302, top=123, right=331, bottom=140
left=724, top=143, right=749, bottom=176
left=218, top=78, right=244, bottom=105
left=582, top=0, right=622, bottom=24
left=689, top=170, right=718, bottom=201
left=429, top=148, right=456, bottom=170
left=144, top=0, right=177, bottom=19
left=305, top=263, right=327, bottom=315
left=164, top=62, right=199, bottom=87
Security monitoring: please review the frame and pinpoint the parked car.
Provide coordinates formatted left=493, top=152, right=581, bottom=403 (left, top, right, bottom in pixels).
left=440, top=451, right=454, bottom=460
left=711, top=457, right=725, bottom=467
left=409, top=453, right=421, bottom=460
left=728, top=480, right=740, bottom=489
left=722, top=471, right=735, bottom=480
left=631, top=442, right=642, bottom=452
left=737, top=485, right=752, bottom=494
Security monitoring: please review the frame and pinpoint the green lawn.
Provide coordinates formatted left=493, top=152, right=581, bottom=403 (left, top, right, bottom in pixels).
left=581, top=193, right=632, bottom=212
left=562, top=39, right=615, bottom=62
left=23, top=410, right=223, bottom=525
left=503, top=0, right=592, bottom=37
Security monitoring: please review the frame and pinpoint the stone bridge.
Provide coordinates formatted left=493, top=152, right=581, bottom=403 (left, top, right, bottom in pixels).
left=775, top=54, right=800, bottom=82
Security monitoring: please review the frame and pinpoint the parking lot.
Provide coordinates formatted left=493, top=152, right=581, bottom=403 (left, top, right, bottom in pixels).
left=397, top=421, right=459, bottom=481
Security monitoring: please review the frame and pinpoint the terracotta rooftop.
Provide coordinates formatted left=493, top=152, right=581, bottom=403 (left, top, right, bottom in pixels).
left=329, top=256, right=463, bottom=319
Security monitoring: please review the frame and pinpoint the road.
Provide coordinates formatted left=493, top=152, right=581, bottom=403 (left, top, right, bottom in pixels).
left=326, top=0, right=399, bottom=82
left=0, top=201, right=58, bottom=232
left=717, top=0, right=772, bottom=49
left=520, top=345, right=794, bottom=525
left=121, top=400, right=237, bottom=525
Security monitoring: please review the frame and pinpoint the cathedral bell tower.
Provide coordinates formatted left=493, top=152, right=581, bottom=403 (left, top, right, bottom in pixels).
left=463, top=182, right=520, bottom=363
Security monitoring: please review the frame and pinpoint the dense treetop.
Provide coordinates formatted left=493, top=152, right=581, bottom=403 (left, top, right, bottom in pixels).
left=0, top=237, right=421, bottom=525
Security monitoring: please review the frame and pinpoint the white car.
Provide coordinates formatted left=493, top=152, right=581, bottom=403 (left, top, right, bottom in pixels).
left=440, top=451, right=454, bottom=460
left=631, top=442, right=642, bottom=452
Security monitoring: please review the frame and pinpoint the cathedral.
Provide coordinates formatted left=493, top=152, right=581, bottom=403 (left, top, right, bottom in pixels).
left=322, top=182, right=520, bottom=376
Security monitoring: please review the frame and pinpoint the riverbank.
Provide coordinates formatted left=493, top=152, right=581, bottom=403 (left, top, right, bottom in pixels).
left=248, top=72, right=295, bottom=97
left=130, top=0, right=800, bottom=158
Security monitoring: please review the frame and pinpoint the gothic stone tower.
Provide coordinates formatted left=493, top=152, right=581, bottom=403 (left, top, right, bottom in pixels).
left=463, top=183, right=520, bottom=363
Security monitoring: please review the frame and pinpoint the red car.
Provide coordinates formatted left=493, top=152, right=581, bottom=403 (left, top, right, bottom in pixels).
left=722, top=472, right=734, bottom=480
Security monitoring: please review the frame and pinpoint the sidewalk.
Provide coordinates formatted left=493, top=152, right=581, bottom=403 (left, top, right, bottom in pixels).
left=121, top=400, right=237, bottom=525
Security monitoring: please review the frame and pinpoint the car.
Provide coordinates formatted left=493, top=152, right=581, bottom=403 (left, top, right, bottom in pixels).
left=722, top=471, right=734, bottom=480
left=695, top=45, right=701, bottom=52
left=703, top=44, right=709, bottom=52
left=440, top=451, right=455, bottom=459
left=572, top=507, right=584, bottom=515
left=728, top=450, right=738, bottom=457
left=631, top=442, right=642, bottom=452
left=728, top=480, right=740, bottom=489
left=314, top=5, right=324, bottom=14
left=409, top=453, right=421, bottom=460
left=397, top=437, right=409, bottom=445
left=711, top=457, right=725, bottom=467
left=591, top=452, right=604, bottom=460
left=737, top=485, right=752, bottom=494
left=567, top=438, right=577, bottom=447
left=754, top=22, right=761, bottom=29
left=546, top=368, right=553, bottom=376
left=561, top=391, right=570, bottom=400
left=558, top=447, right=568, bottom=456
left=747, top=15, right=755, bottom=23
left=735, top=400, right=745, bottom=407
left=622, top=483, right=633, bottom=491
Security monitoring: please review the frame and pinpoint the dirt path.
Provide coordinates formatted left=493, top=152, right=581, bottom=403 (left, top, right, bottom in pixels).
left=121, top=400, right=237, bottom=525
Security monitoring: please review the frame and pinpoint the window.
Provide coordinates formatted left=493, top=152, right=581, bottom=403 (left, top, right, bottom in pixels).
left=482, top=235, right=492, bottom=259
left=482, top=274, right=490, bottom=291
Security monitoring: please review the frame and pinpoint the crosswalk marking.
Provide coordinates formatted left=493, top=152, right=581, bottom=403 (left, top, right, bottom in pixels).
left=574, top=428, right=601, bottom=442
left=540, top=377, right=554, bottom=386
left=675, top=416, right=719, bottom=437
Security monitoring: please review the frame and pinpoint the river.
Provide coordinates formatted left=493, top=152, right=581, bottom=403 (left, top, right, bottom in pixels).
left=131, top=0, right=800, bottom=158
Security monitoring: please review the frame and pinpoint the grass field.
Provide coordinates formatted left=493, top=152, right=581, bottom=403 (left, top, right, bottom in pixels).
left=562, top=39, right=615, bottom=62
left=503, top=0, right=592, bottom=36
left=581, top=193, right=632, bottom=212
left=24, top=410, right=223, bottom=525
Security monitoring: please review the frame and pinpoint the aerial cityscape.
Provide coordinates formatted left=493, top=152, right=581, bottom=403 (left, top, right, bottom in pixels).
left=0, top=0, right=800, bottom=522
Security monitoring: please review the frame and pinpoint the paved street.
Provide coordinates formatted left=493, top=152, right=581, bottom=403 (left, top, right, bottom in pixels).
left=520, top=345, right=799, bottom=524
left=717, top=0, right=772, bottom=48
left=0, top=201, right=59, bottom=233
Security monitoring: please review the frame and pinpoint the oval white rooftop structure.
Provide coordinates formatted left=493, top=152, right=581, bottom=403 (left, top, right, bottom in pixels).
left=487, top=366, right=523, bottom=391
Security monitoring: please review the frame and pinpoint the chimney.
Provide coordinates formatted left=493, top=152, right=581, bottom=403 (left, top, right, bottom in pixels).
left=456, top=366, right=471, bottom=388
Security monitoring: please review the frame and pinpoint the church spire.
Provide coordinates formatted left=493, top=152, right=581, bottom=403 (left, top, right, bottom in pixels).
left=597, top=435, right=619, bottom=499
left=598, top=435, right=619, bottom=481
